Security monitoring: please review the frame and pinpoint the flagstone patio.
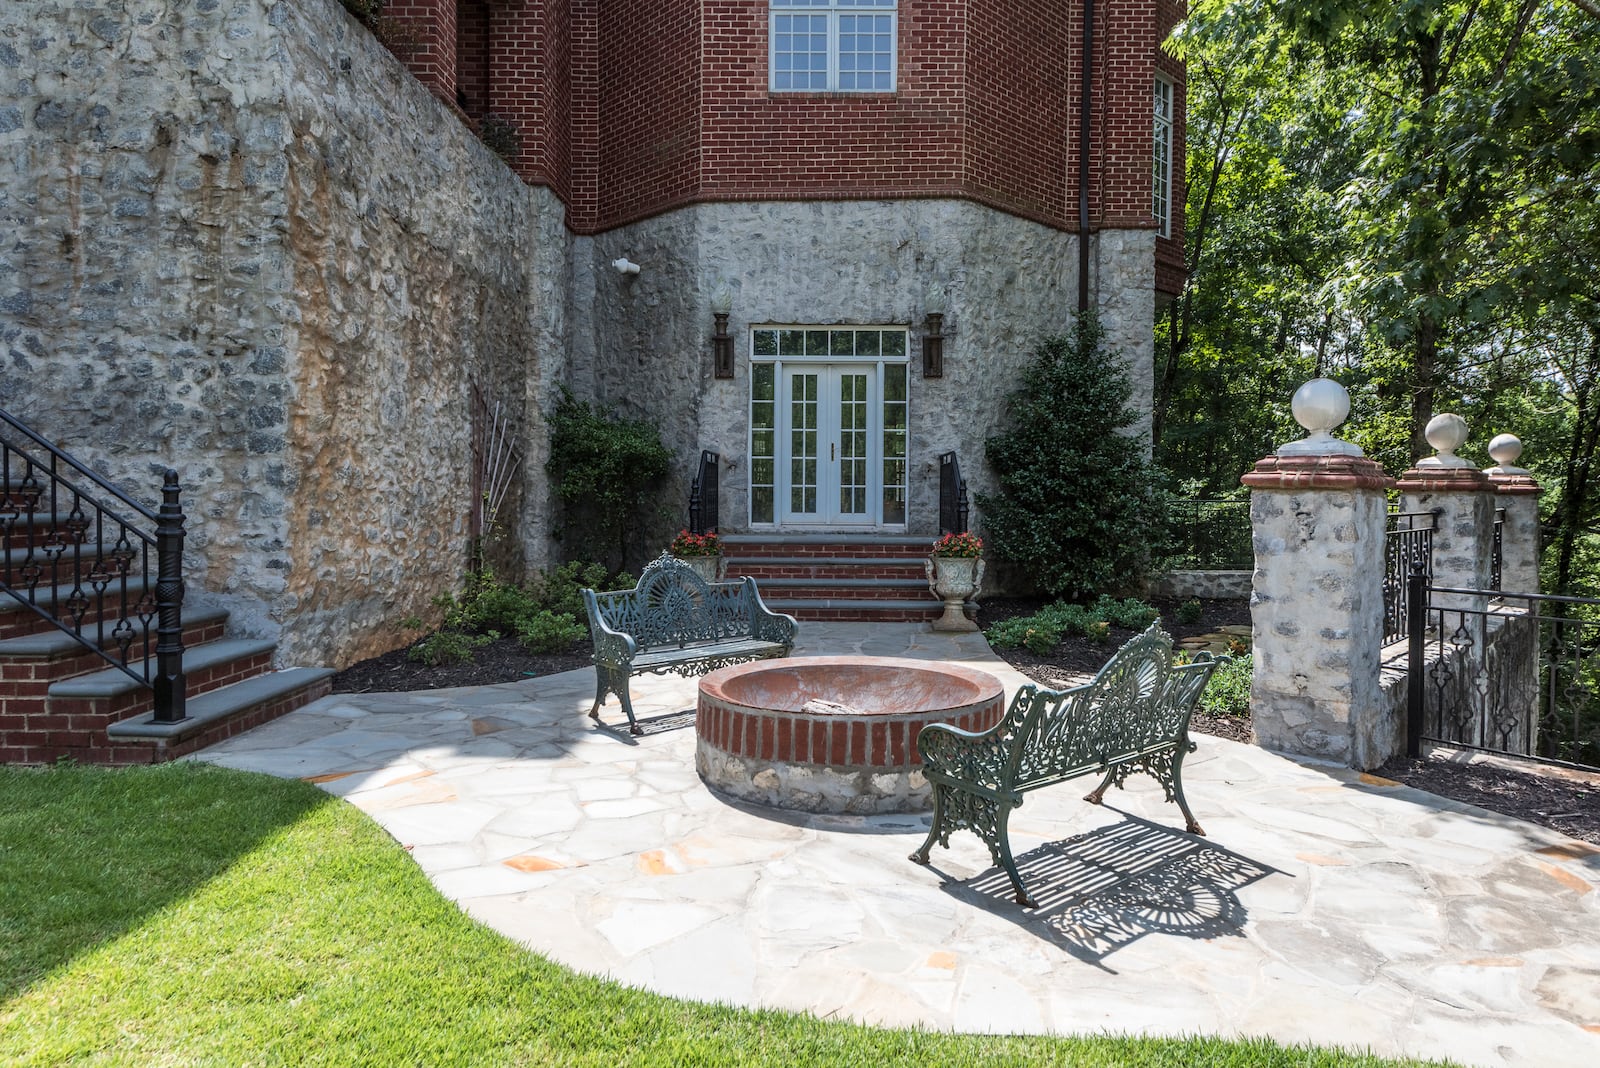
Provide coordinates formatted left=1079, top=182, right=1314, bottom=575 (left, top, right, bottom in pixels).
left=199, top=624, right=1600, bottom=1068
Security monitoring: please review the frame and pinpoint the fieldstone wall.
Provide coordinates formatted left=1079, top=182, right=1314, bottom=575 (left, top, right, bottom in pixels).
left=0, top=0, right=553, bottom=667
left=577, top=200, right=1154, bottom=552
left=1148, top=570, right=1253, bottom=601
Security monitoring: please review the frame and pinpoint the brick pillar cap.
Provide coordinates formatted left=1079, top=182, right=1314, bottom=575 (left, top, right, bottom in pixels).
left=1241, top=454, right=1394, bottom=492
left=1394, top=466, right=1496, bottom=493
left=1486, top=472, right=1543, bottom=496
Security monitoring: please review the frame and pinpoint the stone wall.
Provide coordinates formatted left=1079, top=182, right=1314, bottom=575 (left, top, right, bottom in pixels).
left=576, top=199, right=1153, bottom=556
left=0, top=0, right=553, bottom=667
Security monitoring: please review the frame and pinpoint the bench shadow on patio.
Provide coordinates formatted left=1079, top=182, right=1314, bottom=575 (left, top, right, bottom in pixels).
left=938, top=814, right=1280, bottom=970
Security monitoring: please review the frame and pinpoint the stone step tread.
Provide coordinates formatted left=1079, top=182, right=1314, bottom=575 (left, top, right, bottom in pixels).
left=0, top=574, right=153, bottom=615
left=720, top=534, right=933, bottom=546
left=0, top=606, right=229, bottom=658
left=48, top=637, right=277, bottom=698
left=766, top=598, right=946, bottom=612
left=746, top=577, right=930, bottom=589
left=723, top=555, right=929, bottom=566
left=105, top=668, right=336, bottom=743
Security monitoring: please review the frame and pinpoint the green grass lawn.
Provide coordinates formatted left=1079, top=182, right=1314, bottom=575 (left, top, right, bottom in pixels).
left=0, top=763, right=1447, bottom=1067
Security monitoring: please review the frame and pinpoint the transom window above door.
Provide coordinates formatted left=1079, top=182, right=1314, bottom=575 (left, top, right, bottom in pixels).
left=752, top=327, right=908, bottom=360
left=770, top=1, right=898, bottom=93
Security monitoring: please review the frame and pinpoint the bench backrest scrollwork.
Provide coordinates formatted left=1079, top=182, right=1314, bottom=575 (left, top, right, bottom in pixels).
left=588, top=552, right=757, bottom=649
left=1005, top=623, right=1220, bottom=791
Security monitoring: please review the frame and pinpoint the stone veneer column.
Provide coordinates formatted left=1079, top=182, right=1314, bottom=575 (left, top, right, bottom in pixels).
left=1484, top=434, right=1543, bottom=596
left=1243, top=380, right=1395, bottom=769
left=1395, top=415, right=1497, bottom=611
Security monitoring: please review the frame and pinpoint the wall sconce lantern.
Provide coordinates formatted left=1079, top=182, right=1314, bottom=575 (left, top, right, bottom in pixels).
left=711, top=283, right=735, bottom=379
left=922, top=284, right=947, bottom=378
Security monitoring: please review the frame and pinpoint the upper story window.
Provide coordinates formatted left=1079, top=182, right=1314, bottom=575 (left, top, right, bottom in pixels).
left=1153, top=75, right=1174, bottom=238
left=770, top=1, right=897, bottom=93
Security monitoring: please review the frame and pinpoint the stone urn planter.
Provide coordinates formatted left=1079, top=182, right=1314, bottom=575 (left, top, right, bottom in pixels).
left=675, top=554, right=721, bottom=583
left=926, top=532, right=984, bottom=632
left=669, top=529, right=722, bottom=582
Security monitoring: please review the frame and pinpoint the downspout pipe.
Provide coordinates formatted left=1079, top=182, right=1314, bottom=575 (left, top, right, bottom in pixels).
left=1077, top=0, right=1095, bottom=314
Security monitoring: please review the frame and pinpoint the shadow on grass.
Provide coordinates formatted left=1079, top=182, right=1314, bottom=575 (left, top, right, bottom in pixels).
left=0, top=762, right=331, bottom=1002
left=939, top=813, right=1279, bottom=970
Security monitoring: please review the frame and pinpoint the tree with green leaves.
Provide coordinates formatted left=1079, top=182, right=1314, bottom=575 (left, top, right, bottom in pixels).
left=977, top=317, right=1165, bottom=600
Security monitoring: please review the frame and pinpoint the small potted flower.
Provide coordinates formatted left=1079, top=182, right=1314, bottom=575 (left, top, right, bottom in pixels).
left=925, top=531, right=984, bottom=632
left=669, top=528, right=722, bottom=582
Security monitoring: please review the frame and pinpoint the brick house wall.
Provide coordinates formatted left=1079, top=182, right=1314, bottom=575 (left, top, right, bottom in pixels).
left=375, top=0, right=1185, bottom=290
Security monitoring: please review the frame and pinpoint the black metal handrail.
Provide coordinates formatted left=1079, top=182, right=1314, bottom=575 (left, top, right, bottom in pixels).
left=1407, top=575, right=1600, bottom=771
left=0, top=407, right=186, bottom=722
left=688, top=450, right=719, bottom=534
left=1490, top=507, right=1505, bottom=592
left=1383, top=510, right=1435, bottom=645
left=939, top=451, right=968, bottom=534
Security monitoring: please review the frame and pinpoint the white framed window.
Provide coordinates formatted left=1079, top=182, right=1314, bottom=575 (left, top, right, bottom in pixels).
left=1154, top=75, right=1174, bottom=238
left=770, top=1, right=897, bottom=93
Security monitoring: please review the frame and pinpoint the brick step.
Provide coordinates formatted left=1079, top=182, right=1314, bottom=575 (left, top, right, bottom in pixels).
left=0, top=606, right=230, bottom=685
left=102, top=667, right=337, bottom=763
left=719, top=534, right=935, bottom=559
left=724, top=557, right=928, bottom=580
left=0, top=576, right=156, bottom=640
left=749, top=579, right=936, bottom=601
left=1, top=637, right=297, bottom=766
left=765, top=598, right=946, bottom=623
left=1, top=666, right=335, bottom=766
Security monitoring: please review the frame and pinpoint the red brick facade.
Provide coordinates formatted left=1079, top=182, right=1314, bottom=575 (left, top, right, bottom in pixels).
left=371, top=0, right=1186, bottom=293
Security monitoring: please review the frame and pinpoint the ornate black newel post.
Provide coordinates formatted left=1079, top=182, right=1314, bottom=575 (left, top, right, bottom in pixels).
left=153, top=470, right=187, bottom=723
left=1406, top=560, right=1428, bottom=758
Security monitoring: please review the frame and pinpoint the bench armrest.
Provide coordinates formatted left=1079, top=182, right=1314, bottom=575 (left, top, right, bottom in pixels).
left=744, top=580, right=799, bottom=648
left=582, top=588, right=638, bottom=668
left=918, top=684, right=1069, bottom=788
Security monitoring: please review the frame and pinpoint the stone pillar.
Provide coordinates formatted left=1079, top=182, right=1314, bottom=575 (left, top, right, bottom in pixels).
left=1484, top=433, right=1543, bottom=596
left=1395, top=415, right=1496, bottom=611
left=1243, top=380, right=1395, bottom=769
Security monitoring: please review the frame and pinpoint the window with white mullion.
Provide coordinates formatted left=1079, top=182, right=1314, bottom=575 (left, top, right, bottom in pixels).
left=1153, top=76, right=1174, bottom=238
left=771, top=1, right=896, bottom=93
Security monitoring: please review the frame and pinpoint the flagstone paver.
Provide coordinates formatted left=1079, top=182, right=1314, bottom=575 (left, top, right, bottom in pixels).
left=199, top=624, right=1600, bottom=1068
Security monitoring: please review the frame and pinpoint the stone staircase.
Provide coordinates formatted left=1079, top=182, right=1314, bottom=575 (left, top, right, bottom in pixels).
left=1, top=440, right=334, bottom=766
left=720, top=534, right=947, bottom=622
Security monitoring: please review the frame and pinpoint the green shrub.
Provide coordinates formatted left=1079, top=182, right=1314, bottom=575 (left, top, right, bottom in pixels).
left=533, top=561, right=632, bottom=622
left=1091, top=595, right=1160, bottom=630
left=983, top=598, right=1159, bottom=652
left=546, top=387, right=673, bottom=569
left=408, top=630, right=493, bottom=667
left=1198, top=654, right=1252, bottom=718
left=516, top=610, right=587, bottom=654
left=1176, top=598, right=1203, bottom=624
left=976, top=315, right=1165, bottom=599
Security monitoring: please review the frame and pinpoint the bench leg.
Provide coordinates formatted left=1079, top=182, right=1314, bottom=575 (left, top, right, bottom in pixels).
left=993, top=807, right=1036, bottom=908
left=588, top=672, right=609, bottom=723
left=617, top=679, right=642, bottom=736
left=1170, top=746, right=1205, bottom=836
left=909, top=785, right=947, bottom=865
left=1083, top=766, right=1116, bottom=806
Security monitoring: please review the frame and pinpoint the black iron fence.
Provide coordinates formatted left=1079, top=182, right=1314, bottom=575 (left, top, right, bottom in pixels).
left=1383, top=510, right=1435, bottom=645
left=0, top=408, right=187, bottom=722
left=1407, top=572, right=1600, bottom=772
left=688, top=450, right=719, bottom=534
left=1163, top=498, right=1252, bottom=570
left=939, top=451, right=968, bottom=535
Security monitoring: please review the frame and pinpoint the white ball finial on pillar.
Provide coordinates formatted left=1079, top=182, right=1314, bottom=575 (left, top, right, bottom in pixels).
left=1277, top=378, right=1363, bottom=457
left=1417, top=413, right=1472, bottom=468
left=1486, top=433, right=1530, bottom=475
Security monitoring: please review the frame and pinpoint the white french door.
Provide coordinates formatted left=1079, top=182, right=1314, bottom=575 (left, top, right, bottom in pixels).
left=748, top=326, right=909, bottom=529
left=782, top=365, right=875, bottom=526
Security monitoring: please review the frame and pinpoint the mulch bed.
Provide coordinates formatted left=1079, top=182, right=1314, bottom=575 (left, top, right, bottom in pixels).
left=330, top=595, right=1596, bottom=844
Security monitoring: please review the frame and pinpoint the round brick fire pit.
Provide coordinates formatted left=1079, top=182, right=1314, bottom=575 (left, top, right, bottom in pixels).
left=695, top=656, right=1005, bottom=814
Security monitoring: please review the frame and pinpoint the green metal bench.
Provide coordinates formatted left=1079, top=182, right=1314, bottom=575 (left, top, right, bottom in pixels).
left=582, top=552, right=798, bottom=735
left=910, top=623, right=1225, bottom=906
